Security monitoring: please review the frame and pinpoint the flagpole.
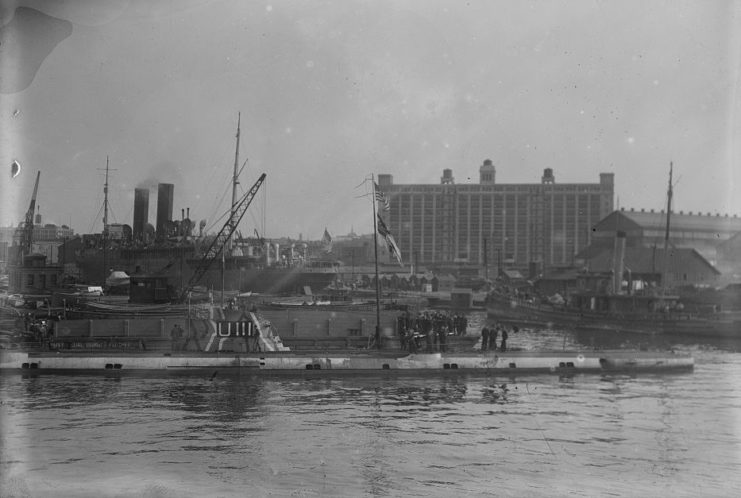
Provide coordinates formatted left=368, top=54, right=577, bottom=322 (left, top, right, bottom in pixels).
left=371, top=175, right=381, bottom=350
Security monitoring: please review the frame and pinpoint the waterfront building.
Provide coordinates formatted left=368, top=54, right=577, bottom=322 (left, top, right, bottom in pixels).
left=377, top=160, right=614, bottom=273
left=589, top=208, right=741, bottom=268
left=7, top=254, right=63, bottom=295
left=717, top=232, right=741, bottom=278
left=0, top=220, right=75, bottom=264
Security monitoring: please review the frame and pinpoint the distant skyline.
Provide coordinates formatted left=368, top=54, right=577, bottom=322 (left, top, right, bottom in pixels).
left=2, top=0, right=740, bottom=240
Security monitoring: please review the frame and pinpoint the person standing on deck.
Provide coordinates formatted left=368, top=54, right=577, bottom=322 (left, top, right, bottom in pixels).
left=170, top=324, right=183, bottom=351
left=480, top=324, right=490, bottom=351
left=500, top=327, right=509, bottom=352
left=490, top=324, right=499, bottom=351
left=438, top=324, right=447, bottom=353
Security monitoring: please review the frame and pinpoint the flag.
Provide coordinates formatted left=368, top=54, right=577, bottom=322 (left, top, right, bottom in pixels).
left=322, top=227, right=333, bottom=252
left=377, top=214, right=402, bottom=266
left=374, top=182, right=390, bottom=211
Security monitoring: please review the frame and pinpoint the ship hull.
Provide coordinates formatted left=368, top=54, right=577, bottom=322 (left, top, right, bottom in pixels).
left=75, top=249, right=337, bottom=294
left=0, top=350, right=693, bottom=375
left=2, top=305, right=694, bottom=374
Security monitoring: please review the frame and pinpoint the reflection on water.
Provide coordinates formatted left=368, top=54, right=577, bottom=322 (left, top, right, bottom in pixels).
left=469, top=309, right=741, bottom=354
left=2, top=318, right=741, bottom=496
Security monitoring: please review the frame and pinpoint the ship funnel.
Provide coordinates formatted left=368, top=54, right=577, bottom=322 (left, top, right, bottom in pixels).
left=156, top=183, right=174, bottom=240
left=133, top=188, right=149, bottom=241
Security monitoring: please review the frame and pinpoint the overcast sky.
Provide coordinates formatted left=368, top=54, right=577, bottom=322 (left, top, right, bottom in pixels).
left=2, top=0, right=740, bottom=240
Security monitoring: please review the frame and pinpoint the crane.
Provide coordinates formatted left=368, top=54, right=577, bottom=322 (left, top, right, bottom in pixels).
left=178, top=172, right=266, bottom=302
left=18, top=171, right=41, bottom=260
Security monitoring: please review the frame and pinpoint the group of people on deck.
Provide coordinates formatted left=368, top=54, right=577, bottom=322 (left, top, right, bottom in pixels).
left=397, top=310, right=468, bottom=353
left=480, top=322, right=516, bottom=352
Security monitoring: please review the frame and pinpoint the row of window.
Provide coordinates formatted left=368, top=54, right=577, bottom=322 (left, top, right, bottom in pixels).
left=10, top=272, right=59, bottom=289
left=389, top=185, right=608, bottom=194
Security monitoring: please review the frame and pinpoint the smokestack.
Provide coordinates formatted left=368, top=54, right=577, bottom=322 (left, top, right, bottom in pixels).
left=133, top=188, right=149, bottom=241
left=156, top=183, right=174, bottom=239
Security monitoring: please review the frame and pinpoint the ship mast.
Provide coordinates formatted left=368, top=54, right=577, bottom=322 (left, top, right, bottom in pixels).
left=101, top=157, right=112, bottom=286
left=660, top=162, right=673, bottom=298
left=229, top=113, right=241, bottom=254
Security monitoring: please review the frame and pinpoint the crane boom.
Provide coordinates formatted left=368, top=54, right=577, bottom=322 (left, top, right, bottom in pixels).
left=179, top=172, right=266, bottom=301
left=19, top=171, right=41, bottom=258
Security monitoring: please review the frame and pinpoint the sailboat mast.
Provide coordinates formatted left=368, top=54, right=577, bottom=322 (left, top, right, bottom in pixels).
left=371, top=176, right=381, bottom=349
left=660, top=162, right=673, bottom=296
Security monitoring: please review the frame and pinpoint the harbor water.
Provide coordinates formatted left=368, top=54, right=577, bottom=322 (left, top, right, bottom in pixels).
left=1, top=319, right=740, bottom=497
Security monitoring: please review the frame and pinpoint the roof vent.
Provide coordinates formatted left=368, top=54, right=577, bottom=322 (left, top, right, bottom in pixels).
left=650, top=209, right=654, bottom=213
left=640, top=208, right=644, bottom=212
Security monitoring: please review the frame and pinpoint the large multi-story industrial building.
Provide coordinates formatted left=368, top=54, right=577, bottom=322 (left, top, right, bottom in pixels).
left=377, top=160, right=614, bottom=272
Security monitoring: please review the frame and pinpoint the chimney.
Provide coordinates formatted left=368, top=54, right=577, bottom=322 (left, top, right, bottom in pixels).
left=156, top=183, right=174, bottom=240
left=133, top=188, right=149, bottom=241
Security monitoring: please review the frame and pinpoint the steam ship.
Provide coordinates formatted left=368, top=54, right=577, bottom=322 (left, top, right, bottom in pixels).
left=70, top=115, right=339, bottom=297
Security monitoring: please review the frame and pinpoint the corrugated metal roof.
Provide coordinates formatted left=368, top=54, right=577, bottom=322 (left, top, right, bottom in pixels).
left=587, top=247, right=721, bottom=275
left=598, top=210, right=741, bottom=233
